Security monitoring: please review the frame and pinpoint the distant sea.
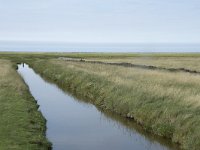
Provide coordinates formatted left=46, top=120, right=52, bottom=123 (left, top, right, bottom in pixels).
left=0, top=41, right=200, bottom=53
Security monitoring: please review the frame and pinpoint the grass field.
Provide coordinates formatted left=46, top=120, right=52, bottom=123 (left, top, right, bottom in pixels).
left=27, top=57, right=200, bottom=150
left=1, top=52, right=200, bottom=149
left=0, top=59, right=51, bottom=149
left=87, top=57, right=200, bottom=72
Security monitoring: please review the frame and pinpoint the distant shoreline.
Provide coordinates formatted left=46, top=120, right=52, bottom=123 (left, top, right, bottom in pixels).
left=0, top=41, right=200, bottom=52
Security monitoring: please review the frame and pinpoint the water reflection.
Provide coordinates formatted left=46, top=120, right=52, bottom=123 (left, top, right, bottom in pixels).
left=17, top=63, right=178, bottom=150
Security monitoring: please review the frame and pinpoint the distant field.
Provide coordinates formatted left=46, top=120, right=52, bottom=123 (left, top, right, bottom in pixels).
left=2, top=51, right=200, bottom=59
left=2, top=52, right=200, bottom=72
left=86, top=57, right=200, bottom=72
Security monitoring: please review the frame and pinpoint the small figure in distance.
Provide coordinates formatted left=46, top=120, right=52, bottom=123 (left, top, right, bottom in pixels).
left=80, top=58, right=85, bottom=62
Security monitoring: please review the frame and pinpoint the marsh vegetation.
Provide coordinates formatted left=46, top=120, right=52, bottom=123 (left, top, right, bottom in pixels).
left=29, top=56, right=200, bottom=150
left=1, top=53, right=200, bottom=150
left=87, top=56, right=200, bottom=72
left=18, top=63, right=177, bottom=150
left=0, top=59, right=50, bottom=149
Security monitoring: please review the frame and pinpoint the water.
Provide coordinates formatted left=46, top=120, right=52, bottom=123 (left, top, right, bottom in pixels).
left=1, top=41, right=200, bottom=52
left=17, top=63, right=178, bottom=150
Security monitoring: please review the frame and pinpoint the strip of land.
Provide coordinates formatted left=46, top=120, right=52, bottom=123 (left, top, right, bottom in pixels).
left=0, top=59, right=51, bottom=149
left=28, top=58, right=200, bottom=150
left=87, top=56, right=200, bottom=73
left=59, top=57, right=200, bottom=74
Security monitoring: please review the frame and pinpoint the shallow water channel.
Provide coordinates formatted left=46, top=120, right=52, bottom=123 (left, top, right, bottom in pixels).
left=17, top=64, right=178, bottom=150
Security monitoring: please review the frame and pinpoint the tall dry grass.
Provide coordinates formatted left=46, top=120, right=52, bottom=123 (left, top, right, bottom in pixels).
left=29, top=58, right=200, bottom=150
left=88, top=57, right=200, bottom=72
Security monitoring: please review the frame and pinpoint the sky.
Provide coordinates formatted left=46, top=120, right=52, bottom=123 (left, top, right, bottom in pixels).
left=0, top=0, right=200, bottom=43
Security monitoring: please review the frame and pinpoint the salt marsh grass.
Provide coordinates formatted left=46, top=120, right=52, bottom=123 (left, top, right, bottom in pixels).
left=88, top=57, right=200, bottom=72
left=0, top=59, right=51, bottom=149
left=29, top=58, right=200, bottom=150
left=1, top=52, right=200, bottom=149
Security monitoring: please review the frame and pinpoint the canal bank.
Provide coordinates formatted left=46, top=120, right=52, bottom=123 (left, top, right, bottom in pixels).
left=18, top=63, right=179, bottom=150
left=24, top=58, right=200, bottom=150
left=0, top=60, right=50, bottom=149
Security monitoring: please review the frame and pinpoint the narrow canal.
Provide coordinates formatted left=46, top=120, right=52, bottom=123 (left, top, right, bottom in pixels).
left=17, top=63, right=178, bottom=150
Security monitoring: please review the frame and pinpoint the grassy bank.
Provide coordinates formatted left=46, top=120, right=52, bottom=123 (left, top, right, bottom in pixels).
left=28, top=58, right=200, bottom=150
left=0, top=59, right=51, bottom=149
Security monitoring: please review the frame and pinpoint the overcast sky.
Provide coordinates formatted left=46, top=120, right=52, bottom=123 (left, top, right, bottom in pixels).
left=0, top=0, right=200, bottom=43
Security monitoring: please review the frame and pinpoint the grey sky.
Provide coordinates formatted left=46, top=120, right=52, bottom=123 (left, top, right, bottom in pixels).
left=0, top=0, right=200, bottom=43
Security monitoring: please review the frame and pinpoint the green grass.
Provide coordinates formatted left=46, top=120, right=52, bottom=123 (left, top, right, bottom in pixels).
left=2, top=52, right=200, bottom=149
left=2, top=52, right=200, bottom=60
left=0, top=59, right=51, bottom=149
left=27, top=58, right=200, bottom=150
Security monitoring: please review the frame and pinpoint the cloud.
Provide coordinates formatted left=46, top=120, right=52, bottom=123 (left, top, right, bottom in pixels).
left=0, top=0, right=199, bottom=43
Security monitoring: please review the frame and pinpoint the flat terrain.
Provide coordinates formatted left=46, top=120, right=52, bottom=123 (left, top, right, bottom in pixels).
left=0, top=59, right=50, bottom=149
left=87, top=57, right=200, bottom=72
left=28, top=56, right=200, bottom=150
left=1, top=52, right=200, bottom=150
